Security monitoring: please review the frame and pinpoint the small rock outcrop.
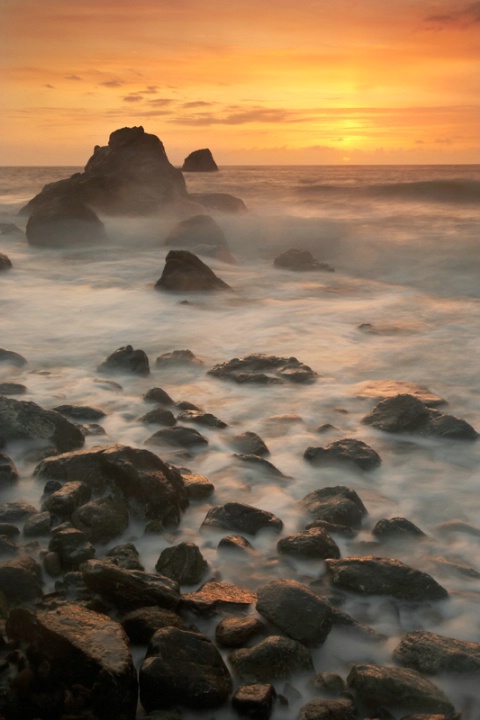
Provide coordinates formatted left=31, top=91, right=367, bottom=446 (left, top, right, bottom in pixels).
left=155, top=249, right=232, bottom=292
left=208, top=353, right=317, bottom=384
left=26, top=195, right=108, bottom=248
left=393, top=630, right=480, bottom=674
left=273, top=248, right=334, bottom=272
left=182, top=148, right=219, bottom=172
left=304, top=438, right=381, bottom=471
left=277, top=527, right=341, bottom=560
left=163, top=214, right=235, bottom=263
left=301, top=485, right=368, bottom=530
left=202, top=502, right=283, bottom=535
left=0, top=253, right=12, bottom=271
left=229, top=636, right=313, bottom=683
left=0, top=348, right=27, bottom=367
left=97, top=344, right=150, bottom=376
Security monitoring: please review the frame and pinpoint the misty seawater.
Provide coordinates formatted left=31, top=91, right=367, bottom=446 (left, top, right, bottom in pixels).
left=1, top=163, right=480, bottom=717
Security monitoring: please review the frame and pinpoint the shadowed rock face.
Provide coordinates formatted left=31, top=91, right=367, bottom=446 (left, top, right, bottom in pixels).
left=155, top=250, right=232, bottom=292
left=182, top=148, right=219, bottom=172
left=26, top=195, right=108, bottom=248
left=163, top=214, right=235, bottom=263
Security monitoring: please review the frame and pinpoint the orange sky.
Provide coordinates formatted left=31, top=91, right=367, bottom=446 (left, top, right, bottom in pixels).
left=2, top=0, right=480, bottom=165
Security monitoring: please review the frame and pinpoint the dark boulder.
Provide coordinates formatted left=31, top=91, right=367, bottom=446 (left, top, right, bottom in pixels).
left=180, top=470, right=215, bottom=499
left=23, top=511, right=52, bottom=537
left=0, top=348, right=27, bottom=367
left=0, top=501, right=38, bottom=523
left=155, top=249, right=231, bottom=292
left=325, top=556, right=448, bottom=601
left=97, top=344, right=150, bottom=376
left=0, top=453, right=19, bottom=485
left=53, top=404, right=106, bottom=421
left=202, top=501, right=283, bottom=535
left=183, top=580, right=256, bottom=614
left=229, top=636, right=313, bottom=683
left=0, top=253, right=12, bottom=271
left=178, top=409, right=227, bottom=428
left=393, top=630, right=480, bottom=674
left=106, top=542, right=144, bottom=571
left=182, top=148, right=219, bottom=172
left=155, top=541, right=208, bottom=585
left=208, top=353, right=318, bottom=384
left=0, top=555, right=43, bottom=601
left=0, top=395, right=84, bottom=453
left=164, top=214, right=235, bottom=263
left=138, top=406, right=177, bottom=426
left=298, top=699, right=356, bottom=720
left=231, top=683, right=276, bottom=720
left=6, top=603, right=138, bottom=720
left=0, top=382, right=27, bottom=395
left=41, top=480, right=91, bottom=518
left=140, top=627, right=232, bottom=711
left=156, top=348, right=203, bottom=366
left=277, top=527, right=341, bottom=560
left=230, top=431, right=270, bottom=456
left=372, top=517, right=427, bottom=542
left=121, top=606, right=189, bottom=644
left=346, top=664, right=455, bottom=716
left=71, top=496, right=130, bottom=543
left=26, top=195, right=107, bottom=248
left=301, top=485, right=368, bottom=529
left=215, top=616, right=265, bottom=648
left=362, top=393, right=478, bottom=440
left=143, top=386, right=175, bottom=405
left=304, top=438, right=381, bottom=471
left=21, top=126, right=187, bottom=217
left=273, top=249, right=334, bottom=272
left=49, top=527, right=95, bottom=570
left=145, top=425, right=209, bottom=449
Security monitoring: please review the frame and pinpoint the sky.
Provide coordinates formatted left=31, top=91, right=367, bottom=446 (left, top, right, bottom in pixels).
left=2, top=0, right=480, bottom=165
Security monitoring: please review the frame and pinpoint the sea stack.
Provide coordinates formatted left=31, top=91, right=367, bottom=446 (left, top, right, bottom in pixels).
left=182, top=148, right=219, bottom=172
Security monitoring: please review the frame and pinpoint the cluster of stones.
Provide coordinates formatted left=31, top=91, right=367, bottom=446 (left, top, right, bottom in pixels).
left=0, top=343, right=478, bottom=718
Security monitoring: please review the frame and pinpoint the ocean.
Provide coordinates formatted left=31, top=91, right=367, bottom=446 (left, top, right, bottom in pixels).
left=1, top=163, right=480, bottom=717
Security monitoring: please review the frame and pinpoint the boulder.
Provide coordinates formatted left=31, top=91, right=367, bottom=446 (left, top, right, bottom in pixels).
left=229, top=636, right=313, bottom=682
left=178, top=409, right=228, bottom=428
left=0, top=348, right=27, bottom=367
left=325, top=556, right=448, bottom=601
left=143, top=386, right=175, bottom=405
left=156, top=348, right=203, bottom=366
left=393, top=630, right=480, bottom=674
left=208, top=353, right=318, bottom=384
left=298, top=699, right=356, bottom=720
left=106, top=542, right=144, bottom=570
left=0, top=253, right=12, bottom=271
left=81, top=558, right=181, bottom=611
left=0, top=395, right=84, bottom=453
left=155, top=542, right=208, bottom=585
left=255, top=579, right=332, bottom=646
left=53, top=404, right=107, bottom=421
left=6, top=603, right=138, bottom=720
left=41, top=480, right=92, bottom=518
left=215, top=617, right=265, bottom=648
left=180, top=470, right=215, bottom=499
left=182, top=148, right=219, bottom=172
left=202, top=501, right=283, bottom=535
left=20, top=126, right=187, bottom=217
left=230, top=431, right=270, bottom=457
left=273, top=248, right=334, bottom=272
left=183, top=580, right=256, bottom=614
left=301, top=485, right=368, bottom=529
left=0, top=555, right=43, bottom=601
left=233, top=453, right=286, bottom=478
left=372, top=517, right=427, bottom=542
left=277, top=527, right=341, bottom=560
left=145, top=425, right=209, bottom=449
left=362, top=393, right=478, bottom=440
left=231, top=683, right=276, bottom=720
left=0, top=382, right=27, bottom=395
left=304, top=438, right=381, bottom=471
left=138, top=406, right=177, bottom=426
left=0, top=453, right=19, bottom=485
left=97, top=344, right=150, bottom=376
left=71, top=496, right=130, bottom=543
left=164, top=214, right=235, bottom=263
left=26, top=195, right=107, bottom=248
left=140, top=627, right=232, bottom=711
left=49, top=527, right=95, bottom=570
left=23, top=511, right=52, bottom=537
left=347, top=664, right=455, bottom=716
left=121, top=606, right=189, bottom=644
left=0, top=501, right=38, bottom=523
left=34, top=444, right=188, bottom=527
left=189, top=192, right=247, bottom=213
left=154, top=249, right=231, bottom=292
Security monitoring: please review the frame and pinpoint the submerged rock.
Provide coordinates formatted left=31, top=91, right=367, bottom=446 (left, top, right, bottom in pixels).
left=352, top=379, right=447, bottom=407
left=145, top=425, right=209, bottom=449
left=393, top=630, right=480, bottom=674
left=229, top=636, right=313, bottom=683
left=164, top=214, right=235, bottom=263
left=155, top=541, right=208, bottom=585
left=208, top=353, right=318, bottom=384
left=155, top=249, right=232, bottom=292
left=0, top=453, right=19, bottom=485
left=0, top=348, right=27, bottom=367
left=121, top=606, right=189, bottom=644
left=26, top=195, right=107, bottom=248
left=273, top=248, right=334, bottom=272
left=97, top=344, right=150, bottom=376
left=372, top=517, right=427, bottom=542
left=298, top=699, right=356, bottom=720
left=0, top=253, right=12, bottom=271
left=0, top=555, right=43, bottom=601
left=155, top=348, right=203, bottom=366
left=0, top=382, right=27, bottom=395
left=230, top=431, right=270, bottom=457
left=202, top=501, right=283, bottom=535
left=277, top=527, right=341, bottom=560
left=304, top=438, right=381, bottom=471
left=301, top=485, right=368, bottom=529
left=215, top=616, right=265, bottom=648
left=182, top=148, right=219, bottom=172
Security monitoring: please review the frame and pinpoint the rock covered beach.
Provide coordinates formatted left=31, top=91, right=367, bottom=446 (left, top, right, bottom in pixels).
left=0, top=129, right=479, bottom=719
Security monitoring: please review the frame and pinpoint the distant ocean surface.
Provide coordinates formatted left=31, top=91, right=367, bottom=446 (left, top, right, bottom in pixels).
left=1, top=164, right=480, bottom=717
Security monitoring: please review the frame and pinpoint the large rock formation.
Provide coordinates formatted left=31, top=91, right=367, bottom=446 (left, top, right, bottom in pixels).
left=155, top=250, right=232, bottom=292
left=26, top=195, right=108, bottom=248
left=182, top=148, right=219, bottom=172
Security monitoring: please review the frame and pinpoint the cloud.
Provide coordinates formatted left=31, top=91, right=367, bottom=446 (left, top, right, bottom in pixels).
left=182, top=101, right=213, bottom=108
left=148, top=98, right=175, bottom=106
left=171, top=105, right=310, bottom=126
left=44, top=84, right=55, bottom=89
left=425, top=2, right=480, bottom=27
left=65, top=74, right=83, bottom=81
left=123, top=94, right=143, bottom=102
left=100, top=80, right=124, bottom=88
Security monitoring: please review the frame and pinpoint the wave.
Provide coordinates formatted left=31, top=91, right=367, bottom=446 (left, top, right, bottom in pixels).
left=295, top=178, right=480, bottom=204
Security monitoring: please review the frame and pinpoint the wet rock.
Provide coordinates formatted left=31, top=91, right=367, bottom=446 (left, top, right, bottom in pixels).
left=233, top=453, right=287, bottom=477
left=298, top=699, right=356, bottom=720
left=180, top=470, right=215, bottom=499
left=156, top=348, right=203, bottom=367
left=53, top=404, right=107, bottom=421
left=98, top=344, right=150, bottom=376
left=0, top=395, right=84, bottom=453
left=347, top=664, right=455, bottom=716
left=393, top=630, right=480, bottom=674
left=362, top=393, right=478, bottom=440
left=183, top=580, right=256, bottom=614
left=218, top=534, right=255, bottom=555
left=138, top=406, right=177, bottom=426
left=6, top=602, right=138, bottom=720
left=26, top=194, right=108, bottom=247
left=0, top=453, right=19, bottom=485
left=301, top=485, right=368, bottom=529
left=182, top=148, right=219, bottom=172
left=304, top=438, right=381, bottom=471
left=231, top=431, right=270, bottom=457
left=352, top=379, right=447, bottom=407
left=0, top=502, right=38, bottom=523
left=41, top=480, right=91, bottom=518
left=21, top=126, right=187, bottom=217
left=34, top=444, right=189, bottom=527
left=256, top=579, right=332, bottom=647
left=215, top=616, right=265, bottom=648
left=0, top=382, right=27, bottom=395
left=178, top=408, right=228, bottom=428
left=273, top=248, right=334, bottom=272
left=0, top=555, right=43, bottom=601
left=23, top=511, right=52, bottom=537
left=143, top=386, right=175, bottom=405
left=164, top=214, right=235, bottom=263
left=155, top=249, right=232, bottom=292
left=49, top=527, right=95, bottom=570
left=0, top=349, right=27, bottom=367
left=189, top=191, right=247, bottom=213
left=231, top=683, right=276, bottom=720
left=202, top=502, right=283, bottom=535
left=277, top=527, right=341, bottom=560
left=71, top=496, right=130, bottom=543
left=121, top=606, right=189, bottom=644
left=145, top=425, right=209, bottom=448
left=310, top=671, right=346, bottom=696
left=325, top=556, right=448, bottom=601
left=372, top=517, right=427, bottom=542
left=106, top=542, right=144, bottom=571
left=229, top=636, right=313, bottom=683
left=140, top=627, right=232, bottom=711
left=82, top=558, right=181, bottom=611
left=0, top=253, right=12, bottom=271
left=78, top=421, right=107, bottom=437
left=0, top=523, right=20, bottom=539
left=208, top=353, right=318, bottom=384
left=304, top=519, right=357, bottom=538
left=155, top=542, right=208, bottom=585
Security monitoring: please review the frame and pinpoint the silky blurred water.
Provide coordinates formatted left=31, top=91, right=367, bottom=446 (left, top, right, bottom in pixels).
left=1, top=164, right=480, bottom=717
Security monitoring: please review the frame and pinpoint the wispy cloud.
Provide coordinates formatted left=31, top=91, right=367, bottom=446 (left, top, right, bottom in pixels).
left=65, top=74, right=83, bottom=81
left=100, top=79, right=124, bottom=88
left=425, top=1, right=480, bottom=27
left=123, top=94, right=143, bottom=102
